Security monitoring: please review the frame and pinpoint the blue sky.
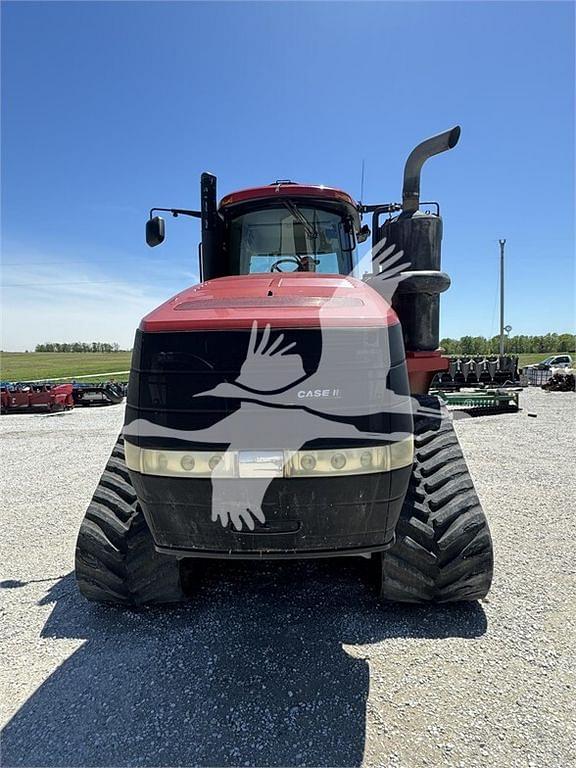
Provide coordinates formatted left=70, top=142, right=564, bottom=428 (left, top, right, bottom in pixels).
left=1, top=0, right=574, bottom=350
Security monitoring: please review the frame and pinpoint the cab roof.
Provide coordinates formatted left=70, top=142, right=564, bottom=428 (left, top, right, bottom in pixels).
left=219, top=182, right=358, bottom=210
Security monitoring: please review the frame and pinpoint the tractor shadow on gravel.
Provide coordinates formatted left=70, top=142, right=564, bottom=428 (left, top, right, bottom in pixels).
left=2, top=560, right=487, bottom=767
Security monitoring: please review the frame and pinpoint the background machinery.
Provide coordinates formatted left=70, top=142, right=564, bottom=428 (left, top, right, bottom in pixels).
left=1, top=382, right=74, bottom=413
left=75, top=127, right=494, bottom=606
left=72, top=381, right=125, bottom=407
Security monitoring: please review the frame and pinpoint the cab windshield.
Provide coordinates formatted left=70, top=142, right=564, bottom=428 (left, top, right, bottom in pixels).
left=228, top=204, right=356, bottom=274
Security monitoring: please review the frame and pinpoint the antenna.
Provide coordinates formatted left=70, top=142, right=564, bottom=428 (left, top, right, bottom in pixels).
left=359, top=159, right=365, bottom=204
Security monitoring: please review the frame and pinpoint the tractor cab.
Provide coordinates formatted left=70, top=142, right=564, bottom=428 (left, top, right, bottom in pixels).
left=217, top=182, right=364, bottom=277
left=145, top=177, right=369, bottom=282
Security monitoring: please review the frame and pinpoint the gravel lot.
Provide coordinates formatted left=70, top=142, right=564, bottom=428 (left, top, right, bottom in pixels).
left=1, top=388, right=575, bottom=768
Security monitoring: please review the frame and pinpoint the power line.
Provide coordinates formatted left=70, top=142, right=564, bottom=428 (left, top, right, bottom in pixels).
left=499, top=239, right=507, bottom=355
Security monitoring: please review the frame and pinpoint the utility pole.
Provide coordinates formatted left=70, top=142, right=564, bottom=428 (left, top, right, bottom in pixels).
left=499, top=239, right=506, bottom=356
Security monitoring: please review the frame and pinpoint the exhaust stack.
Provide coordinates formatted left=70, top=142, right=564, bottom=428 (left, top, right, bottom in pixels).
left=375, top=126, right=462, bottom=373
left=402, top=126, right=461, bottom=213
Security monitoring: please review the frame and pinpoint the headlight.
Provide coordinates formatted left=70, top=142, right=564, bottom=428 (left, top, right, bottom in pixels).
left=124, top=437, right=414, bottom=479
left=124, top=442, right=236, bottom=478
left=389, top=435, right=414, bottom=470
left=286, top=445, right=389, bottom=477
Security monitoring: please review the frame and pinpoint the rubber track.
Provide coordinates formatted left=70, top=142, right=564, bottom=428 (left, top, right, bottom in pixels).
left=75, top=436, right=186, bottom=605
left=381, top=395, right=494, bottom=602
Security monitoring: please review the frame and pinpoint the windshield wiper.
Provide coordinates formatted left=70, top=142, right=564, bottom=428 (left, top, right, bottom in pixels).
left=282, top=201, right=318, bottom=240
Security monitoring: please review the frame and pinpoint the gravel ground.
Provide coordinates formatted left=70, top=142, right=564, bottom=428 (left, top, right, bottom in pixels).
left=1, top=388, right=575, bottom=768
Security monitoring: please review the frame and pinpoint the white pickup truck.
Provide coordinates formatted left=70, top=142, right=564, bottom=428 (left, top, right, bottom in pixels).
left=528, top=354, right=573, bottom=371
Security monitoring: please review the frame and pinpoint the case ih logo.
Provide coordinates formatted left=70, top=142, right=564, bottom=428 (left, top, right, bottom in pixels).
left=297, top=388, right=341, bottom=399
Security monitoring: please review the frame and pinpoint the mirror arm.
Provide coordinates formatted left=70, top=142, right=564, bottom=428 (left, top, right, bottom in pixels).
left=358, top=203, right=402, bottom=215
left=149, top=207, right=201, bottom=219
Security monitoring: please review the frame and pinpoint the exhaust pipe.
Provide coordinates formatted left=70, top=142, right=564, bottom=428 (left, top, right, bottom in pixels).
left=402, top=126, right=461, bottom=213
left=381, top=126, right=461, bottom=362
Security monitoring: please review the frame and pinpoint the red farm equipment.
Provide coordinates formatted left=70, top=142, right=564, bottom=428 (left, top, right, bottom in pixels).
left=1, top=382, right=74, bottom=414
left=75, top=126, right=494, bottom=606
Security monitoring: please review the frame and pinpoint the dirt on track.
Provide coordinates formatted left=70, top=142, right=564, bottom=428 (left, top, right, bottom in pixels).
left=1, top=388, right=575, bottom=767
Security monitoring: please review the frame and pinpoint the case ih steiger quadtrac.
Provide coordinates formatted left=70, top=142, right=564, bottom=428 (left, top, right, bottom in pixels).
left=75, top=127, right=494, bottom=605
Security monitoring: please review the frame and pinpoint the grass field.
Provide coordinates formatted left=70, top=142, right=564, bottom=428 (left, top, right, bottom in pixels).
left=0, top=352, right=132, bottom=381
left=0, top=350, right=569, bottom=382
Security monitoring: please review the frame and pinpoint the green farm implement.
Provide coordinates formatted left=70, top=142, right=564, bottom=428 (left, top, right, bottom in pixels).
left=431, top=388, right=521, bottom=415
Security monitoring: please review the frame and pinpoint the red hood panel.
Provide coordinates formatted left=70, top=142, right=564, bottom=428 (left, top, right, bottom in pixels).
left=140, top=274, right=398, bottom=332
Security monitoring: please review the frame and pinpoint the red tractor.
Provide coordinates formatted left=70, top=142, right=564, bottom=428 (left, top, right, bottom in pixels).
left=75, top=127, right=493, bottom=605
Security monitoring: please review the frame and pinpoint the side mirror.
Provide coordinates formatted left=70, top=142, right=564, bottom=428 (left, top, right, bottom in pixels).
left=146, top=216, right=165, bottom=247
left=357, top=224, right=371, bottom=243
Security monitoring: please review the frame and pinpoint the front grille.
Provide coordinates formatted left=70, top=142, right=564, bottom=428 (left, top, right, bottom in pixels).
left=126, top=325, right=410, bottom=450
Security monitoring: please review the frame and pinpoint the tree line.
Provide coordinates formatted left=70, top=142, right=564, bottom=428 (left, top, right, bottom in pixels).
left=440, top=333, right=575, bottom=356
left=34, top=342, right=125, bottom=353
left=33, top=334, right=574, bottom=356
